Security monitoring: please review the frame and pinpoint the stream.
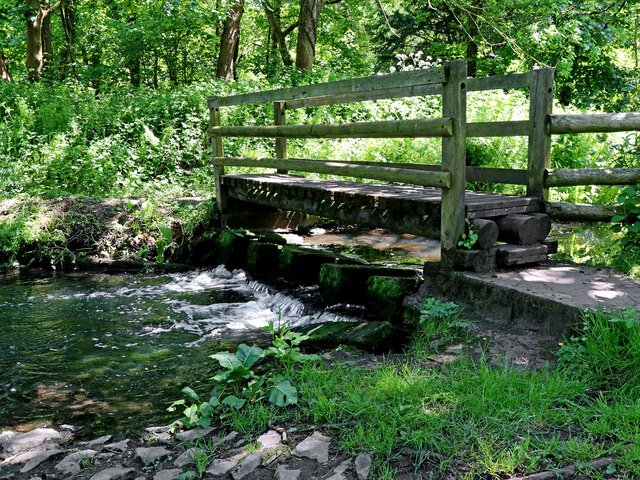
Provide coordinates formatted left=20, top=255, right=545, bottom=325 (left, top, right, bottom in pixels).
left=0, top=266, right=363, bottom=437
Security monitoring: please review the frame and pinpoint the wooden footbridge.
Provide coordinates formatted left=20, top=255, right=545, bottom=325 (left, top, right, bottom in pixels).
left=207, top=61, right=640, bottom=269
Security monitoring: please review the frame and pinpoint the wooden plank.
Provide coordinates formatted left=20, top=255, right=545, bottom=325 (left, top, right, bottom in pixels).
left=440, top=60, right=468, bottom=264
left=467, top=120, right=529, bottom=137
left=548, top=113, right=640, bottom=134
left=545, top=167, right=640, bottom=187
left=527, top=68, right=554, bottom=199
left=284, top=83, right=444, bottom=109
left=210, top=102, right=227, bottom=213
left=207, top=67, right=447, bottom=107
left=208, top=117, right=453, bottom=139
left=466, top=72, right=532, bottom=92
left=496, top=244, right=548, bottom=266
left=466, top=204, right=540, bottom=219
left=274, top=101, right=288, bottom=174
left=213, top=157, right=452, bottom=188
left=466, top=166, right=528, bottom=184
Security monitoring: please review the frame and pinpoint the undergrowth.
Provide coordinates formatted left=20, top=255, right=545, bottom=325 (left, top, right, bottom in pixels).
left=172, top=297, right=640, bottom=479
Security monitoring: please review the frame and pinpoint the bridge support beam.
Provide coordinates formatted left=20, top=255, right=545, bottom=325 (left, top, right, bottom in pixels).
left=440, top=60, right=468, bottom=265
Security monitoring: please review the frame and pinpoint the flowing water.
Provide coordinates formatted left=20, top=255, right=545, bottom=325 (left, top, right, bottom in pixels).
left=0, top=266, right=363, bottom=437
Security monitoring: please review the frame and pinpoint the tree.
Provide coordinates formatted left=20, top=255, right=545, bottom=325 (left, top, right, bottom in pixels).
left=295, top=0, right=327, bottom=70
left=58, top=0, right=75, bottom=80
left=25, top=0, right=62, bottom=81
left=0, top=49, right=10, bottom=82
left=261, top=0, right=297, bottom=67
left=216, top=0, right=245, bottom=80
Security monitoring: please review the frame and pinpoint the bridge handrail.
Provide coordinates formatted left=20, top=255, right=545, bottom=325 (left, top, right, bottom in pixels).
left=207, top=67, right=446, bottom=108
left=212, top=157, right=452, bottom=188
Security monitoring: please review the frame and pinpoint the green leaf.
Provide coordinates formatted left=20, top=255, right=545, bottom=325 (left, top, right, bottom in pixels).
left=611, top=215, right=626, bottom=222
left=159, top=225, right=173, bottom=242
left=181, top=386, right=199, bottom=402
left=235, top=344, right=263, bottom=369
left=222, top=395, right=246, bottom=410
left=184, top=405, right=198, bottom=418
left=268, top=381, right=298, bottom=407
left=198, top=416, right=211, bottom=428
left=210, top=351, right=239, bottom=370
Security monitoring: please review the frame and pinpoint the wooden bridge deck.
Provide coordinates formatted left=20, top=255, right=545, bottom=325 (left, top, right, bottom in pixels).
left=221, top=174, right=541, bottom=239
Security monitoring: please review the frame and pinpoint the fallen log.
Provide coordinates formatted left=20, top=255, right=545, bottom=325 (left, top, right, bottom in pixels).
left=543, top=201, right=623, bottom=222
left=508, top=456, right=616, bottom=480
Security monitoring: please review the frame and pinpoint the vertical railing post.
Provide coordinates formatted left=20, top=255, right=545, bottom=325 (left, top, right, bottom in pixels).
left=440, top=60, right=468, bottom=266
left=527, top=68, right=554, bottom=199
left=210, top=98, right=228, bottom=212
left=274, top=101, right=288, bottom=174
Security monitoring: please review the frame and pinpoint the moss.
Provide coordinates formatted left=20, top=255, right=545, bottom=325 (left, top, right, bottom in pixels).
left=246, top=242, right=282, bottom=276
left=188, top=234, right=220, bottom=267
left=219, top=230, right=253, bottom=269
left=366, top=276, right=421, bottom=322
left=296, top=321, right=397, bottom=352
left=319, top=263, right=419, bottom=304
left=279, top=246, right=345, bottom=284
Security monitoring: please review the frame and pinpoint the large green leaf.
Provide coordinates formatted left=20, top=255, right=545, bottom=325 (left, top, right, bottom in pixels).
left=268, top=381, right=298, bottom=407
left=235, top=344, right=263, bottom=369
left=210, top=351, right=239, bottom=370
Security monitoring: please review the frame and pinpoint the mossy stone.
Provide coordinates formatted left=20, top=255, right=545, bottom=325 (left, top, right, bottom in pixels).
left=279, top=246, right=354, bottom=285
left=366, top=276, right=421, bottom=322
left=319, top=263, right=419, bottom=304
left=188, top=234, right=220, bottom=267
left=255, top=232, right=287, bottom=245
left=246, top=242, right=282, bottom=276
left=296, top=321, right=396, bottom=352
left=219, top=230, right=253, bottom=269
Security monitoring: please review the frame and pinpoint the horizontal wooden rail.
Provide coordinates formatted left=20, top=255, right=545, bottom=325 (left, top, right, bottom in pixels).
left=467, top=120, right=529, bottom=137
left=466, top=72, right=531, bottom=92
left=466, top=166, right=528, bottom=184
left=208, top=67, right=447, bottom=108
left=549, top=113, right=640, bottom=134
left=285, top=84, right=443, bottom=109
left=212, top=157, right=452, bottom=188
left=208, top=118, right=453, bottom=138
left=545, top=167, right=640, bottom=186
left=544, top=201, right=623, bottom=222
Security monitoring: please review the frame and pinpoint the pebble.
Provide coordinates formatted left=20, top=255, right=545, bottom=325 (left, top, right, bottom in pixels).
left=104, top=439, right=130, bottom=453
left=231, top=452, right=261, bottom=480
left=89, top=467, right=136, bottom=480
left=257, top=430, right=282, bottom=453
left=206, top=451, right=245, bottom=476
left=81, top=435, right=113, bottom=449
left=55, top=449, right=98, bottom=475
left=20, top=449, right=65, bottom=473
left=135, top=446, right=171, bottom=465
left=326, top=458, right=352, bottom=480
left=0, top=429, right=62, bottom=455
left=274, top=465, right=301, bottom=480
left=291, top=431, right=331, bottom=464
left=174, top=427, right=214, bottom=442
left=153, top=468, right=183, bottom=480
left=355, top=452, right=372, bottom=480
left=173, top=447, right=196, bottom=467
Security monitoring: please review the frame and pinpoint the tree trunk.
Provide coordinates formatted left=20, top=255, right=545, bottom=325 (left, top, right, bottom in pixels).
left=25, top=0, right=62, bottom=81
left=216, top=0, right=244, bottom=80
left=0, top=50, right=11, bottom=83
left=295, top=0, right=326, bottom=71
left=262, top=1, right=294, bottom=67
left=58, top=0, right=76, bottom=80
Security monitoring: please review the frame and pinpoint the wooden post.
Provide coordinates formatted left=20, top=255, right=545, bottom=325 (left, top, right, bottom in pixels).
left=274, top=101, right=288, bottom=174
left=210, top=99, right=228, bottom=212
left=527, top=68, right=554, bottom=199
left=440, top=60, right=468, bottom=266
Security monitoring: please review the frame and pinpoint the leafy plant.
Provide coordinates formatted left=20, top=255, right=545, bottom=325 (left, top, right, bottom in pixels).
left=169, top=317, right=320, bottom=430
left=408, top=298, right=470, bottom=356
left=458, top=219, right=479, bottom=249
left=611, top=184, right=640, bottom=277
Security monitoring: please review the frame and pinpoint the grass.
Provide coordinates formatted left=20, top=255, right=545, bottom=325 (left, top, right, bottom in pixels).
left=204, top=304, right=640, bottom=479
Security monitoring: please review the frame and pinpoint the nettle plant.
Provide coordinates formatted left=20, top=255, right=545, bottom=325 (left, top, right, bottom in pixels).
left=611, top=183, right=640, bottom=276
left=169, top=318, right=319, bottom=429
